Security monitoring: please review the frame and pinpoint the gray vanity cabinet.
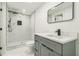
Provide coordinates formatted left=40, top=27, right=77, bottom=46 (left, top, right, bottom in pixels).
left=34, top=35, right=76, bottom=56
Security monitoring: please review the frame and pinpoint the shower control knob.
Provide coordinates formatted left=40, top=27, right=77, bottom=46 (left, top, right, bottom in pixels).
left=0, top=28, right=2, bottom=31
left=0, top=47, right=2, bottom=50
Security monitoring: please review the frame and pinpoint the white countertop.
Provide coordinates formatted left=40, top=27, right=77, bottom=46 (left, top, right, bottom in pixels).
left=35, top=33, right=77, bottom=44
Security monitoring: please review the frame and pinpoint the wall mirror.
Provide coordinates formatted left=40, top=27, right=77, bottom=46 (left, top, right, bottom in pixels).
left=47, top=2, right=74, bottom=23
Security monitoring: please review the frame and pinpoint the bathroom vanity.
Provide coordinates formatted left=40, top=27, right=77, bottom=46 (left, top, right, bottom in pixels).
left=34, top=33, right=76, bottom=56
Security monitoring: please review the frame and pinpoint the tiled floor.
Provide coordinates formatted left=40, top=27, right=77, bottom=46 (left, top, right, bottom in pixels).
left=3, top=45, right=34, bottom=56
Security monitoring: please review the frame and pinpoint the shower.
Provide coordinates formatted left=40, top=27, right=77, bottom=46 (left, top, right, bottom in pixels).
left=0, top=2, right=44, bottom=56
left=6, top=3, right=34, bottom=51
left=8, top=17, right=12, bottom=32
left=7, top=11, right=18, bottom=32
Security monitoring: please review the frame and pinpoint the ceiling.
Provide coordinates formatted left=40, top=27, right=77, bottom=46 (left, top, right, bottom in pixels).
left=7, top=2, right=45, bottom=15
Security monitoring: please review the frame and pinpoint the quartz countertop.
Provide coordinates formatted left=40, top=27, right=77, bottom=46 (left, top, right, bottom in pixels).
left=35, top=33, right=77, bottom=44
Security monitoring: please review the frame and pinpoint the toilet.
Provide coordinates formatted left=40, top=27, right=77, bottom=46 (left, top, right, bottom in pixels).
left=25, top=40, right=34, bottom=54
left=26, top=40, right=34, bottom=45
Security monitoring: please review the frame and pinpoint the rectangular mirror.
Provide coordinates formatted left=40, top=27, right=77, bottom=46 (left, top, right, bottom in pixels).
left=47, top=2, right=74, bottom=23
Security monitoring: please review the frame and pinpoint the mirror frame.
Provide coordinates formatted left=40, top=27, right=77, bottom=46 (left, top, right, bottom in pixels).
left=47, top=2, right=74, bottom=24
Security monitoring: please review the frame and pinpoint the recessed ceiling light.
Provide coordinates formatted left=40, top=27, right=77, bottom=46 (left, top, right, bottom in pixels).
left=22, top=9, right=26, bottom=12
left=27, top=2, right=33, bottom=3
left=22, top=9, right=26, bottom=14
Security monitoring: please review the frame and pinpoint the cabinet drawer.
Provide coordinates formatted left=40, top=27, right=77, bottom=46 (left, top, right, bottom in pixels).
left=39, top=36, right=62, bottom=54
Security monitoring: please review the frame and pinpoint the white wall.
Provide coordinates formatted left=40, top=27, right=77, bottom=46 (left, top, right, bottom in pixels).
left=30, top=13, right=35, bottom=40
left=34, top=2, right=79, bottom=33
left=0, top=2, right=2, bottom=50
left=0, top=11, right=2, bottom=47
left=7, top=12, right=30, bottom=47
left=31, top=2, right=79, bottom=55
left=1, top=2, right=7, bottom=55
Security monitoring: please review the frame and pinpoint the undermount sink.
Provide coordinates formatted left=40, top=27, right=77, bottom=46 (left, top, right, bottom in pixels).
left=46, top=34, right=67, bottom=39
left=35, top=33, right=77, bottom=44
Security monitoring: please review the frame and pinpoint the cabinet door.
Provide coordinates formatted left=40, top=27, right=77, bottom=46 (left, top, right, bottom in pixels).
left=49, top=51, right=61, bottom=56
left=34, top=40, right=39, bottom=56
left=40, top=44, right=49, bottom=56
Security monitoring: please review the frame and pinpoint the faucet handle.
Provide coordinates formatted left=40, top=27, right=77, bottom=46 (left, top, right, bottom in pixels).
left=55, top=29, right=61, bottom=32
left=55, top=30, right=58, bottom=32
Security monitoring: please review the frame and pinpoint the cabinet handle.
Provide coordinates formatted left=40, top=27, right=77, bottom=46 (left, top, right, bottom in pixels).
left=0, top=47, right=2, bottom=50
left=42, top=44, right=53, bottom=52
left=35, top=48, right=37, bottom=51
